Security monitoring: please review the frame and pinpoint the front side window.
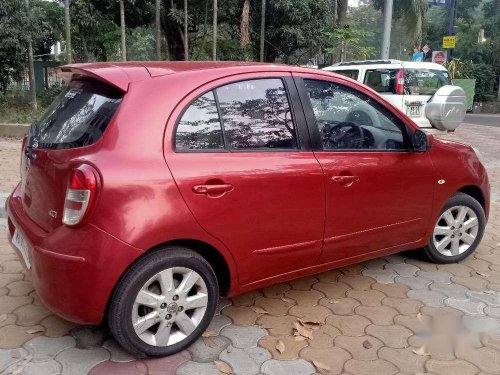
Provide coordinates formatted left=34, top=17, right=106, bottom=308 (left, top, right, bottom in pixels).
left=364, top=69, right=399, bottom=94
left=175, top=91, right=224, bottom=150
left=216, top=79, right=298, bottom=150
left=304, top=79, right=409, bottom=151
left=334, top=70, right=359, bottom=80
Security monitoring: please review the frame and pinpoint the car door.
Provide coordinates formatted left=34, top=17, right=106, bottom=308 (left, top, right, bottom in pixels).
left=165, top=73, right=325, bottom=284
left=293, top=72, right=436, bottom=264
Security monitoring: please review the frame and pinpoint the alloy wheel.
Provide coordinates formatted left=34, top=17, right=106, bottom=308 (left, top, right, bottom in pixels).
left=432, top=205, right=479, bottom=257
left=132, top=267, right=208, bottom=347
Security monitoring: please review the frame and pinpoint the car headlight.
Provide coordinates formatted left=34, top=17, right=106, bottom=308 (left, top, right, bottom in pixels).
left=472, top=146, right=486, bottom=166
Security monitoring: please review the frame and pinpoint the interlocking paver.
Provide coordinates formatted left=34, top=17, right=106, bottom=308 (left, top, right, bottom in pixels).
left=284, top=289, right=324, bottom=306
left=334, top=335, right=383, bottom=360
left=394, top=276, right=431, bottom=290
left=223, top=305, right=259, bottom=326
left=407, top=290, right=446, bottom=307
left=456, top=339, right=500, bottom=373
left=326, top=314, right=371, bottom=336
left=453, top=276, right=489, bottom=291
left=207, top=314, right=232, bottom=334
left=142, top=350, right=190, bottom=375
left=89, top=360, right=148, bottom=375
left=102, top=339, right=136, bottom=362
left=55, top=347, right=110, bottom=375
left=354, top=305, right=398, bottom=325
left=462, top=316, right=500, bottom=333
left=176, top=361, right=225, bottom=375
left=446, top=298, right=486, bottom=315
left=378, top=347, right=427, bottom=374
left=257, top=315, right=297, bottom=336
left=14, top=304, right=52, bottom=326
left=261, top=284, right=291, bottom=298
left=382, top=297, right=424, bottom=314
left=0, top=348, right=28, bottom=373
left=261, top=358, right=316, bottom=375
left=254, top=297, right=294, bottom=316
left=430, top=282, right=469, bottom=299
left=313, top=281, right=350, bottom=299
left=215, top=298, right=232, bottom=315
left=300, top=346, right=351, bottom=375
left=0, top=324, right=45, bottom=348
left=71, top=326, right=109, bottom=349
left=10, top=358, right=62, bottom=375
left=40, top=315, right=77, bottom=337
left=188, top=336, right=231, bottom=363
left=288, top=305, right=331, bottom=323
left=259, top=335, right=307, bottom=360
left=365, top=325, right=412, bottom=348
left=361, top=258, right=388, bottom=270
left=437, top=263, right=474, bottom=277
left=23, top=335, right=76, bottom=362
left=219, top=346, right=271, bottom=375
left=425, top=359, right=479, bottom=375
left=385, top=263, right=420, bottom=277
left=232, top=291, right=262, bottom=307
left=346, top=290, right=386, bottom=306
left=468, top=291, right=500, bottom=307
left=316, top=269, right=343, bottom=283
left=6, top=280, right=34, bottom=296
left=288, top=276, right=318, bottom=291
left=0, top=295, right=33, bottom=315
left=220, top=325, right=267, bottom=349
left=371, top=282, right=409, bottom=298
left=319, top=297, right=360, bottom=315
left=361, top=269, right=397, bottom=284
left=338, top=275, right=375, bottom=290
left=417, top=270, right=453, bottom=284
left=344, top=358, right=398, bottom=375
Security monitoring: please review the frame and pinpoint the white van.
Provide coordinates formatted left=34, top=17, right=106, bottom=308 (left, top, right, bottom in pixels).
left=323, top=60, right=453, bottom=128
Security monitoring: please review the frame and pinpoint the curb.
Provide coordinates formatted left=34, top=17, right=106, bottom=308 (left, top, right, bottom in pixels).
left=0, top=124, right=29, bottom=138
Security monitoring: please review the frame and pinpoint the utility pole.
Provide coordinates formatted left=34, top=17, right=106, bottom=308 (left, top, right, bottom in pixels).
left=184, top=0, right=189, bottom=60
left=119, top=0, right=126, bottom=61
left=380, top=0, right=393, bottom=59
left=213, top=0, right=217, bottom=61
left=64, top=0, right=72, bottom=63
left=260, top=0, right=266, bottom=62
left=25, top=0, right=37, bottom=110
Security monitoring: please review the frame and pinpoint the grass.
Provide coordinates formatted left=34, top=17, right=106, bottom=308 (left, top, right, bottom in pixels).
left=0, top=87, right=62, bottom=124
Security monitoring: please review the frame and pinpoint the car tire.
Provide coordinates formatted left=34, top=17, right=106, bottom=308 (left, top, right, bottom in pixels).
left=108, top=247, right=218, bottom=357
left=424, top=192, right=485, bottom=263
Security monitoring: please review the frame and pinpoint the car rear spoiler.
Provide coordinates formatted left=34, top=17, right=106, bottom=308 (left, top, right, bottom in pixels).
left=56, top=63, right=153, bottom=92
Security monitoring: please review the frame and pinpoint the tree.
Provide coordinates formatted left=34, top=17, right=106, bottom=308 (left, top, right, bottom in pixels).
left=184, top=0, right=188, bottom=60
left=260, top=0, right=265, bottom=61
left=240, top=0, right=250, bottom=49
left=25, top=0, right=37, bottom=109
left=65, top=0, right=72, bottom=63
left=213, top=0, right=217, bottom=60
left=155, top=0, right=161, bottom=60
left=119, top=0, right=126, bottom=61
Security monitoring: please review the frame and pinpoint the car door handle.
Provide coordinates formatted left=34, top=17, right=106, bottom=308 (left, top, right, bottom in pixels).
left=192, top=184, right=234, bottom=196
left=331, top=175, right=359, bottom=186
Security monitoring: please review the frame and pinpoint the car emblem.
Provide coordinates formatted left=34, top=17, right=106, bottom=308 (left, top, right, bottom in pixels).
left=48, top=210, right=58, bottom=219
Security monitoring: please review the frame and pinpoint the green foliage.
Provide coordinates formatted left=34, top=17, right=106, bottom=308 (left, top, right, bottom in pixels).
left=325, top=27, right=377, bottom=61
left=127, top=27, right=156, bottom=61
left=0, top=86, right=62, bottom=123
left=472, top=63, right=496, bottom=101
left=447, top=58, right=474, bottom=79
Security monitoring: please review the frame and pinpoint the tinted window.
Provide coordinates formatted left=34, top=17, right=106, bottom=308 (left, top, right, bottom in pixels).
left=216, top=79, right=298, bottom=150
left=34, top=80, right=122, bottom=149
left=175, top=91, right=224, bottom=150
left=334, top=70, right=359, bottom=80
left=364, top=69, right=399, bottom=93
left=405, top=68, right=450, bottom=95
left=304, top=79, right=408, bottom=151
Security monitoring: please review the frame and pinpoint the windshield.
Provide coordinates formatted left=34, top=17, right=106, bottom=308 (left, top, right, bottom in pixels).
left=404, top=68, right=451, bottom=95
left=32, top=79, right=123, bottom=150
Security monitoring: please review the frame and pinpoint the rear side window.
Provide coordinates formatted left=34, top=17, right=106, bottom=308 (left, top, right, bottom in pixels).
left=35, top=80, right=122, bottom=149
left=364, top=69, right=399, bottom=93
left=334, top=70, right=359, bottom=80
left=175, top=92, right=224, bottom=150
left=404, top=68, right=450, bottom=95
left=216, top=79, right=298, bottom=150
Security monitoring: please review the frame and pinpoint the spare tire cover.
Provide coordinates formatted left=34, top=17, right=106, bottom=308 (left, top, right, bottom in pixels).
left=425, top=85, right=467, bottom=131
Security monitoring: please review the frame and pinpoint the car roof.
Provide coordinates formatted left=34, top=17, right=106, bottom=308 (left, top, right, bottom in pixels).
left=323, top=60, right=448, bottom=72
left=57, top=61, right=326, bottom=92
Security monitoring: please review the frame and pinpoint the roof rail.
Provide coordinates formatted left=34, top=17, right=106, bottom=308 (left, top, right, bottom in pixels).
left=332, top=59, right=402, bottom=67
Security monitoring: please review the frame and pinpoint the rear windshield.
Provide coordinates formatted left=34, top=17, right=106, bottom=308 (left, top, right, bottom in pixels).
left=334, top=69, right=359, bottom=80
left=404, top=68, right=450, bottom=95
left=32, top=80, right=123, bottom=150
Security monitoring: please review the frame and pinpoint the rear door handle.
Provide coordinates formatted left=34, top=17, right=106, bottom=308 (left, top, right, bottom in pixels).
left=331, top=175, right=359, bottom=186
left=192, top=183, right=234, bottom=196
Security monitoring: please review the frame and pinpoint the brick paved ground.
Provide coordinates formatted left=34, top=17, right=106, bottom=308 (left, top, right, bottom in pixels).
left=0, top=122, right=499, bottom=374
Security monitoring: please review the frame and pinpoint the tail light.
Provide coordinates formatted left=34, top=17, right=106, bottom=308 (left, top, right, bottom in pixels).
left=395, top=69, right=405, bottom=95
left=63, top=165, right=97, bottom=226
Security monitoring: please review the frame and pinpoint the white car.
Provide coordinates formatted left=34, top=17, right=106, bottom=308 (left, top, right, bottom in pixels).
left=323, top=60, right=463, bottom=129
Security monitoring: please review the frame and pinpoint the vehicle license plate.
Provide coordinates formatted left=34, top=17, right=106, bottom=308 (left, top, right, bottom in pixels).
left=12, top=228, right=31, bottom=269
left=407, top=105, right=421, bottom=116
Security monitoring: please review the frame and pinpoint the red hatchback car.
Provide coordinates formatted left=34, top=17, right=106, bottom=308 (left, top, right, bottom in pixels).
left=7, top=62, right=489, bottom=356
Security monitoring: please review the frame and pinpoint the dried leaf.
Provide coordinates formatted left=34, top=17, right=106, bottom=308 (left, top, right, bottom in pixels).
left=0, top=314, right=7, bottom=323
left=294, top=335, right=306, bottom=342
left=275, top=339, right=286, bottom=354
left=412, top=345, right=430, bottom=356
left=485, top=290, right=496, bottom=294
left=313, top=360, right=330, bottom=374
left=202, top=330, right=216, bottom=337
left=293, top=321, right=313, bottom=339
left=26, top=328, right=43, bottom=334
left=214, top=360, right=233, bottom=374
left=476, top=271, right=489, bottom=277
left=299, top=319, right=322, bottom=330
left=362, top=340, right=373, bottom=349
left=251, top=306, right=269, bottom=315
left=281, top=297, right=295, bottom=304
left=203, top=336, right=218, bottom=348
left=417, top=313, right=423, bottom=321
left=329, top=299, right=340, bottom=304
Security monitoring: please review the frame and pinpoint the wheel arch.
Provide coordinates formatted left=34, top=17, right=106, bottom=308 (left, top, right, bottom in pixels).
left=457, top=185, right=485, bottom=210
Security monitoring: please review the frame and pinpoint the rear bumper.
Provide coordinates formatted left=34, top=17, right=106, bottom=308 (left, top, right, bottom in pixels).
left=6, top=184, right=143, bottom=324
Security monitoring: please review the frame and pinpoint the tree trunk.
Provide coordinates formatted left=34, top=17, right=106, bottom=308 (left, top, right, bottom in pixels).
left=213, top=0, right=217, bottom=61
left=338, top=0, right=348, bottom=27
left=240, top=0, right=250, bottom=48
left=25, top=0, right=37, bottom=110
left=119, top=0, right=126, bottom=61
left=155, top=0, right=161, bottom=60
left=496, top=0, right=500, bottom=16
left=184, top=0, right=189, bottom=60
left=64, top=0, right=72, bottom=63
left=260, top=0, right=266, bottom=62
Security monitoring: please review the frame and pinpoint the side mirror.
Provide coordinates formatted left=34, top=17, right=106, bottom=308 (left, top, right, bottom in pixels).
left=413, top=129, right=430, bottom=152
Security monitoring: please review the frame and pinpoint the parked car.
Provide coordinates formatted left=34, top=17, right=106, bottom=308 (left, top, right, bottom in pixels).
left=7, top=62, right=489, bottom=357
left=322, top=60, right=466, bottom=130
